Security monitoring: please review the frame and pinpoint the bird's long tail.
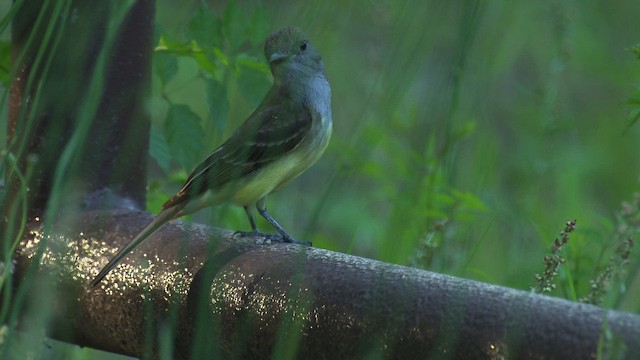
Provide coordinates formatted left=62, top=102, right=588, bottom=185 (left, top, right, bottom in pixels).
left=91, top=205, right=183, bottom=287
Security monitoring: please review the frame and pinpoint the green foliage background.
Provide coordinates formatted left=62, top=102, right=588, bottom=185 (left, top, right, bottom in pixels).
left=0, top=0, right=639, bottom=356
left=143, top=0, right=640, bottom=311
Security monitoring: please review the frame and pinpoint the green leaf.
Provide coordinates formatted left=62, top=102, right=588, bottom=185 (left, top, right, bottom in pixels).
left=630, top=44, right=640, bottom=60
left=432, top=192, right=455, bottom=207
left=149, top=125, right=172, bottom=174
left=236, top=54, right=269, bottom=72
left=191, top=43, right=218, bottom=76
left=236, top=61, right=270, bottom=107
left=164, top=104, right=205, bottom=170
left=453, top=120, right=477, bottom=140
left=220, top=3, right=247, bottom=51
left=188, top=4, right=221, bottom=50
left=623, top=108, right=640, bottom=134
left=217, top=3, right=269, bottom=52
left=623, top=88, right=640, bottom=134
left=156, top=34, right=218, bottom=76
left=212, top=47, right=230, bottom=66
left=627, top=87, right=640, bottom=105
left=154, top=52, right=177, bottom=85
left=451, top=190, right=487, bottom=212
left=205, top=78, right=228, bottom=131
left=156, top=34, right=194, bottom=54
left=247, top=7, right=269, bottom=47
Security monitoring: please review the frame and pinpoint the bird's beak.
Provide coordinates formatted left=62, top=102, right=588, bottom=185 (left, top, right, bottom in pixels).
left=269, top=52, right=289, bottom=63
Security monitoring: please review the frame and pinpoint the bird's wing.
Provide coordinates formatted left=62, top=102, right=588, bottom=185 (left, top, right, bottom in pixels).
left=162, top=91, right=313, bottom=209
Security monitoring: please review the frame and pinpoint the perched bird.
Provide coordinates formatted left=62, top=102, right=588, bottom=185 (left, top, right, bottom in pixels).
left=91, top=27, right=332, bottom=286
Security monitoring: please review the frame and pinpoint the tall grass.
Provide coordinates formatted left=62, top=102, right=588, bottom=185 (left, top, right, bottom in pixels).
left=0, top=0, right=639, bottom=358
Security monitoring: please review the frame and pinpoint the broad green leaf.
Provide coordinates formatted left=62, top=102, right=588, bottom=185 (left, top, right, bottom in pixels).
left=218, top=3, right=268, bottom=52
left=220, top=3, right=247, bottom=51
left=149, top=125, right=172, bottom=174
left=247, top=7, right=269, bottom=47
left=205, top=78, right=228, bottom=132
left=451, top=190, right=487, bottom=212
left=187, top=4, right=221, bottom=50
left=212, top=47, right=230, bottom=65
left=453, top=120, right=477, bottom=140
left=236, top=54, right=269, bottom=72
left=156, top=34, right=218, bottom=76
left=623, top=107, right=640, bottom=134
left=621, top=85, right=640, bottom=134
left=236, top=61, right=271, bottom=107
left=191, top=44, right=217, bottom=76
left=153, top=52, right=177, bottom=85
left=164, top=104, right=204, bottom=170
left=423, top=208, right=449, bottom=220
left=432, top=192, right=455, bottom=207
left=156, top=34, right=195, bottom=54
left=631, top=44, right=640, bottom=59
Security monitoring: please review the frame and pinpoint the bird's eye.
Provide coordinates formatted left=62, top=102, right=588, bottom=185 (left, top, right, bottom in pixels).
left=300, top=41, right=307, bottom=52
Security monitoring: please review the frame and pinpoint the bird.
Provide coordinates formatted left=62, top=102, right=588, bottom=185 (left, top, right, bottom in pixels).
left=91, top=26, right=332, bottom=287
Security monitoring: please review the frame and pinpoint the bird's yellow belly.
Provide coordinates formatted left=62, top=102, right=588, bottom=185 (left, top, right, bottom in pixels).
left=231, top=120, right=332, bottom=206
left=181, top=120, right=331, bottom=213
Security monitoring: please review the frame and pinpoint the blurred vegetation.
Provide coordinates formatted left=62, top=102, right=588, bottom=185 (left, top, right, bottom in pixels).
left=0, top=0, right=639, bottom=357
left=146, top=0, right=640, bottom=313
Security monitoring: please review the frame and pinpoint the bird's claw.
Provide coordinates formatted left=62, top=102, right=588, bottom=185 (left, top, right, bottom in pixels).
left=233, top=230, right=311, bottom=246
left=276, top=234, right=312, bottom=246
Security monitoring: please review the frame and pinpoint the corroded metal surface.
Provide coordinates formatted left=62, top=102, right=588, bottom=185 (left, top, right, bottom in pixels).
left=13, top=209, right=640, bottom=359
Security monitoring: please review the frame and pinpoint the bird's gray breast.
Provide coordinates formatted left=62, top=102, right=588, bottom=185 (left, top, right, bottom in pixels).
left=306, top=74, right=332, bottom=124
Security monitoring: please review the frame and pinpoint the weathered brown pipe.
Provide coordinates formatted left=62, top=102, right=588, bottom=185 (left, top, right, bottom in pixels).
left=13, top=208, right=640, bottom=359
left=6, top=1, right=640, bottom=359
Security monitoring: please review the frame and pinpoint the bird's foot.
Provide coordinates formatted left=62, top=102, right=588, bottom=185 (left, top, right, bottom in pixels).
left=271, top=230, right=312, bottom=246
left=233, top=229, right=281, bottom=244
left=283, top=235, right=312, bottom=246
left=233, top=230, right=311, bottom=246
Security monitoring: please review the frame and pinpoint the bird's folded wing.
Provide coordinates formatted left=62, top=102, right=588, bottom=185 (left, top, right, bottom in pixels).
left=162, top=97, right=313, bottom=209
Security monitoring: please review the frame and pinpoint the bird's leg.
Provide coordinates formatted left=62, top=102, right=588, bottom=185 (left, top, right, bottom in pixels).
left=256, top=198, right=311, bottom=246
left=233, top=206, right=267, bottom=238
left=245, top=206, right=259, bottom=232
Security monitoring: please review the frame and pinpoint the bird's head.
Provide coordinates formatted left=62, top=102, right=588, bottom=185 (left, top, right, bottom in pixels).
left=264, top=27, right=324, bottom=83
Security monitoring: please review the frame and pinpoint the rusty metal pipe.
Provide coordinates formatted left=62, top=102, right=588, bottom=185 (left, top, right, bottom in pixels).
left=13, top=209, right=640, bottom=359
